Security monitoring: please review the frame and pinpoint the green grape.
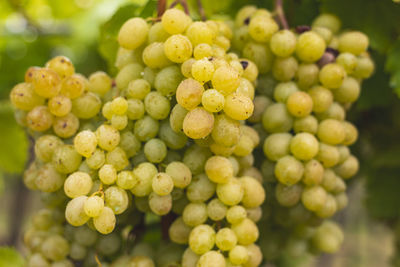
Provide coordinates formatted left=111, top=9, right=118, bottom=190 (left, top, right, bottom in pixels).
left=181, top=58, right=196, bottom=78
left=286, top=91, right=313, bottom=118
left=311, top=221, right=343, bottom=253
left=84, top=195, right=104, bottom=217
left=234, top=5, right=257, bottom=27
left=275, top=155, right=304, bottom=186
left=307, top=85, right=333, bottom=113
left=45, top=56, right=74, bottom=79
left=64, top=172, right=93, bottom=198
left=248, top=15, right=278, bottom=43
left=313, top=26, right=333, bottom=44
left=273, top=82, right=299, bottom=103
left=231, top=218, right=259, bottom=245
left=200, top=89, right=224, bottom=113
left=164, top=34, right=193, bottom=63
left=321, top=169, right=338, bottom=192
left=152, top=172, right=174, bottom=196
left=134, top=116, right=159, bottom=142
left=169, top=217, right=192, bottom=245
left=176, top=78, right=204, bottom=110
left=236, top=77, right=255, bottom=100
left=205, top=156, right=234, bottom=184
left=41, top=234, right=70, bottom=261
left=183, top=107, right=214, bottom=139
left=290, top=132, right=319, bottom=160
left=51, top=259, right=74, bottom=267
left=262, top=103, right=293, bottom=133
left=248, top=96, right=272, bottom=123
left=215, top=228, right=237, bottom=251
left=186, top=21, right=214, bottom=46
left=144, top=91, right=171, bottom=120
left=312, top=13, right=341, bottom=34
left=159, top=121, right=187, bottom=149
left=106, top=147, right=129, bottom=171
left=117, top=170, right=137, bottom=189
left=240, top=176, right=265, bottom=208
left=315, top=102, right=346, bottom=121
left=243, top=244, right=263, bottom=267
left=88, top=71, right=112, bottom=96
left=317, top=119, right=345, bottom=145
left=182, top=248, right=200, bottom=267
left=212, top=66, right=241, bottom=95
left=48, top=95, right=72, bottom=117
left=333, top=77, right=360, bottom=103
left=186, top=173, right=216, bottom=202
left=126, top=79, right=151, bottom=100
left=270, top=30, right=297, bottom=57
left=212, top=114, right=240, bottom=147
left=342, top=121, right=358, bottom=146
left=69, top=242, right=87, bottom=260
left=295, top=63, right=319, bottom=89
left=142, top=42, right=172, bottom=69
left=52, top=145, right=82, bottom=174
left=224, top=93, right=254, bottom=120
left=99, top=164, right=117, bottom=185
left=183, top=202, right=208, bottom=227
left=110, top=97, right=127, bottom=115
left=148, top=192, right=172, bottom=215
left=272, top=57, right=298, bottom=82
left=353, top=56, right=374, bottom=79
left=263, top=133, right=292, bottom=161
left=93, top=206, right=116, bottom=234
left=148, top=22, right=170, bottom=43
left=319, top=63, right=346, bottom=89
left=338, top=31, right=369, bottom=55
left=161, top=8, right=191, bottom=34
left=301, top=185, right=327, bottom=212
left=74, top=130, right=97, bottom=158
left=71, top=92, right=101, bottom=119
left=241, top=60, right=259, bottom=83
left=116, top=63, right=144, bottom=90
left=336, top=53, right=357, bottom=74
left=96, top=124, right=120, bottom=151
left=215, top=177, right=243, bottom=206
left=131, top=162, right=158, bottom=197
left=275, top=183, right=303, bottom=207
left=31, top=68, right=61, bottom=98
left=293, top=115, right=318, bottom=134
left=143, top=138, right=167, bottom=163
left=52, top=113, right=79, bottom=138
left=34, top=135, right=63, bottom=162
left=234, top=135, right=254, bottom=157
left=26, top=105, right=53, bottom=132
left=97, top=233, right=121, bottom=256
left=334, top=155, right=359, bottom=179
left=165, top=161, right=192, bottom=189
left=207, top=198, right=227, bottom=221
left=296, top=31, right=326, bottom=63
left=303, top=159, right=324, bottom=186
left=191, top=59, right=215, bottom=83
left=35, top=164, right=66, bottom=192
left=316, top=143, right=340, bottom=168
left=118, top=17, right=149, bottom=50
left=229, top=245, right=249, bottom=265
left=65, top=196, right=89, bottom=226
left=183, top=145, right=212, bottom=175
left=189, top=224, right=216, bottom=255
left=105, top=186, right=129, bottom=214
left=10, top=82, right=44, bottom=111
left=169, top=104, right=188, bottom=133
left=111, top=114, right=128, bottom=130
left=197, top=251, right=225, bottom=267
left=194, top=43, right=212, bottom=59
left=60, top=74, right=87, bottom=99
left=126, top=99, right=145, bottom=120
left=154, top=65, right=183, bottom=96
left=226, top=206, right=246, bottom=225
left=28, top=253, right=51, bottom=267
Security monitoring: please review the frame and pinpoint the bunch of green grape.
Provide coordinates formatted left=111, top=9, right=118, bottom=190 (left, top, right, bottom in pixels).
left=231, top=5, right=374, bottom=260
left=11, top=6, right=267, bottom=266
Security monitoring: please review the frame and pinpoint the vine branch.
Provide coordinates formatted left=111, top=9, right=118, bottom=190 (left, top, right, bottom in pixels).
left=197, top=0, right=206, bottom=21
left=157, top=0, right=167, bottom=18
left=275, top=0, right=289, bottom=29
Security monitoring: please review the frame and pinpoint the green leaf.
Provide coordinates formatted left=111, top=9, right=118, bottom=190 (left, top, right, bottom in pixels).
left=140, top=0, right=157, bottom=18
left=0, top=102, right=27, bottom=174
left=0, top=247, right=25, bottom=267
left=99, top=3, right=142, bottom=75
left=385, top=39, right=400, bottom=97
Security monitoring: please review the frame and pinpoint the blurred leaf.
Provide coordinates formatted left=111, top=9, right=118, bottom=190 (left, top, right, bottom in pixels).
left=99, top=3, right=142, bottom=75
left=0, top=102, right=27, bottom=173
left=386, top=39, right=400, bottom=97
left=0, top=247, right=25, bottom=267
left=140, top=0, right=157, bottom=17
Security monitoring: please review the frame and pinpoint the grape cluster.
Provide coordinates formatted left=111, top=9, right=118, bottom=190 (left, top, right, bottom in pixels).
left=11, top=6, right=267, bottom=267
left=231, top=6, right=373, bottom=259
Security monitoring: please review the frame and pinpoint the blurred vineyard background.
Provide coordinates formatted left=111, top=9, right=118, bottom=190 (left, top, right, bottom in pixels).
left=1, top=0, right=400, bottom=266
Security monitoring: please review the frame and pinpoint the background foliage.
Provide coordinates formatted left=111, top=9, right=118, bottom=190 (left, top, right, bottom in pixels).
left=1, top=0, right=400, bottom=265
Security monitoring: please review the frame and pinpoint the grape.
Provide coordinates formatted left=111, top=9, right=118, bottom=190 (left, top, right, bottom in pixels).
left=144, top=91, right=171, bottom=120
left=126, top=79, right=151, bottom=100
left=194, top=43, right=212, bottom=59
left=131, top=162, right=158, bottom=197
left=161, top=8, right=191, bottom=34
left=240, top=176, right=265, bottom=208
left=290, top=132, right=319, bottom=160
left=296, top=32, right=326, bottom=63
left=275, top=183, right=303, bottom=207
left=262, top=103, right=293, bottom=133
left=183, top=202, right=208, bottom=227
left=88, top=71, right=112, bottom=96
left=105, top=186, right=129, bottom=214
left=353, top=56, right=374, bottom=79
left=197, top=251, right=225, bottom=267
left=312, top=14, right=341, bottom=34
left=148, top=192, right=172, bottom=215
left=60, top=74, right=86, bottom=99
left=169, top=217, right=192, bottom=245
left=69, top=242, right=87, bottom=260
left=182, top=248, right=199, bottom=267
left=144, top=138, right=167, bottom=163
left=41, top=234, right=70, bottom=261
left=152, top=172, right=174, bottom=196
left=183, top=107, right=214, bottom=139
left=99, top=164, right=117, bottom=185
left=134, top=115, right=159, bottom=141
left=224, top=92, right=254, bottom=120
left=64, top=172, right=93, bottom=198
left=274, top=156, right=304, bottom=186
left=52, top=145, right=82, bottom=174
left=207, top=198, right=227, bottom=221
left=248, top=15, right=278, bottom=43
left=118, top=18, right=148, bottom=50
left=117, top=171, right=137, bottom=190
left=154, top=65, right=183, bottom=96
left=74, top=130, right=97, bottom=158
left=32, top=68, right=61, bottom=98
left=333, top=77, right=360, bottom=103
left=303, top=159, right=324, bottom=186
left=231, top=218, right=259, bottom=245
left=286, top=91, right=313, bottom=118
left=229, top=245, right=249, bottom=265
left=10, top=82, right=44, bottom=111
left=316, top=143, right=340, bottom=168
left=84, top=195, right=104, bottom=217
left=96, top=124, right=120, bottom=151
left=270, top=30, right=297, bottom=57
left=119, top=131, right=141, bottom=158
left=301, top=185, right=327, bottom=212
left=186, top=174, right=216, bottom=203
left=189, top=224, right=216, bottom=255
left=45, top=56, right=74, bottom=79
left=273, top=82, right=299, bottom=103
left=28, top=253, right=50, bottom=267
left=212, top=66, right=240, bottom=95
left=311, top=221, right=343, bottom=253
left=333, top=155, right=359, bottom=179
left=48, top=95, right=72, bottom=117
left=186, top=21, right=214, bottom=46
left=338, top=31, right=369, bottom=55
left=205, top=156, right=234, bottom=184
left=27, top=105, right=54, bottom=132
left=216, top=177, right=243, bottom=206
left=295, top=63, right=320, bottom=89
left=319, top=63, right=346, bottom=89
left=212, top=114, right=240, bottom=147
left=317, top=119, right=346, bottom=145
left=65, top=196, right=89, bottom=226
left=93, top=206, right=116, bottom=234
left=164, top=34, right=193, bottom=63
left=273, top=56, right=298, bottom=82
left=263, top=133, right=292, bottom=161
left=35, top=135, right=63, bottom=162
left=71, top=92, right=101, bottom=119
left=176, top=78, right=204, bottom=110
left=165, top=161, right=192, bottom=188
left=53, top=113, right=79, bottom=138
left=106, top=147, right=129, bottom=171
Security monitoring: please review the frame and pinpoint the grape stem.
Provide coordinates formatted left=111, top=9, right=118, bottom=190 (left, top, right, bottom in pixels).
left=197, top=0, right=206, bottom=21
left=157, top=0, right=167, bottom=17
left=275, top=0, right=289, bottom=29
